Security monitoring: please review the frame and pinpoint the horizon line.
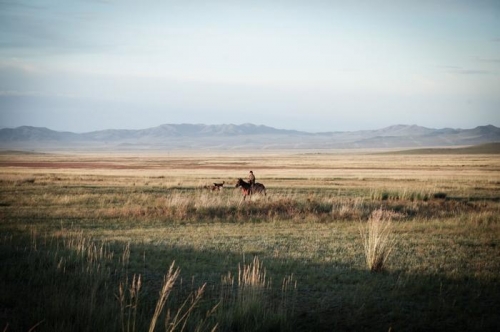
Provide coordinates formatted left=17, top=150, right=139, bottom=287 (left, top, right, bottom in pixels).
left=1, top=123, right=498, bottom=134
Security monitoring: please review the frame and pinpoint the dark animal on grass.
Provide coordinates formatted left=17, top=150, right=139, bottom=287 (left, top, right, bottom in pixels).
left=212, top=181, right=225, bottom=191
left=203, top=181, right=224, bottom=191
left=235, top=178, right=266, bottom=200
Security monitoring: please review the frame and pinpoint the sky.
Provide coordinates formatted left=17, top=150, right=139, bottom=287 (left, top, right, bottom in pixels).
left=0, top=0, right=499, bottom=133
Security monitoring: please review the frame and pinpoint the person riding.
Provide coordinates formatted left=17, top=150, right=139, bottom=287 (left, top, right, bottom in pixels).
left=248, top=170, right=255, bottom=186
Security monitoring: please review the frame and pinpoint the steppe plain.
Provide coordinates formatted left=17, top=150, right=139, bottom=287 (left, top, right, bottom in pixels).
left=1, top=148, right=499, bottom=331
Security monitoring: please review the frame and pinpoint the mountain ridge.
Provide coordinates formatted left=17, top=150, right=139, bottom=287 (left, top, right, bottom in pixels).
left=1, top=124, right=499, bottom=151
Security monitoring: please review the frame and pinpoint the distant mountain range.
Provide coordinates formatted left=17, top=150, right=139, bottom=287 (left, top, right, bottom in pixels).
left=1, top=124, right=499, bottom=151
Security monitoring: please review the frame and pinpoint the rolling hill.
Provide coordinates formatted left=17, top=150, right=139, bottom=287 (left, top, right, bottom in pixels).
left=0, top=124, right=499, bottom=151
left=383, top=142, right=500, bottom=155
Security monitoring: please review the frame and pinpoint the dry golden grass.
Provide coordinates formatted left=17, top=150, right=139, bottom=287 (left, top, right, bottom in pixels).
left=1, top=150, right=499, bottom=331
left=360, top=209, right=396, bottom=272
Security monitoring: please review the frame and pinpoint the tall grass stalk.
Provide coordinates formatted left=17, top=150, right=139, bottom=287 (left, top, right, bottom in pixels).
left=117, top=274, right=142, bottom=332
left=147, top=262, right=216, bottom=332
left=360, top=208, right=396, bottom=272
left=164, top=283, right=215, bottom=332
left=149, top=262, right=180, bottom=332
left=238, top=256, right=268, bottom=291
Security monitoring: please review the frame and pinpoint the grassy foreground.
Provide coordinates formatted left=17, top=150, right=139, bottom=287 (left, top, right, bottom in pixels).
left=1, top=151, right=499, bottom=331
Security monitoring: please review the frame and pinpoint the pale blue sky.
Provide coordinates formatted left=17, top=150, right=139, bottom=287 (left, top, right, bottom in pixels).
left=0, top=0, right=499, bottom=132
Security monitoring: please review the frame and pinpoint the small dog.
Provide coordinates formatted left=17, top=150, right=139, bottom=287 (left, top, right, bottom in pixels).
left=212, top=181, right=225, bottom=191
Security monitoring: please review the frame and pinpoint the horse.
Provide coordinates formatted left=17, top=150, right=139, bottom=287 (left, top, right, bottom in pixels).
left=235, top=178, right=266, bottom=200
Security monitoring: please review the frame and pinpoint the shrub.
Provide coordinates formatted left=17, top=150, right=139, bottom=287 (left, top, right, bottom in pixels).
left=433, top=192, right=447, bottom=200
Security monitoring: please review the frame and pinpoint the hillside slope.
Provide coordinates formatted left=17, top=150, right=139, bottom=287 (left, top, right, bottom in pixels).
left=1, top=124, right=499, bottom=151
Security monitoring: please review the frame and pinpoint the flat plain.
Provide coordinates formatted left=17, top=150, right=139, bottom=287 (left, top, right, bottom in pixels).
left=1, top=149, right=499, bottom=331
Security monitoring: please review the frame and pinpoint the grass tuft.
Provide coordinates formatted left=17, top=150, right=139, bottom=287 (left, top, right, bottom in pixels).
left=360, top=208, right=396, bottom=272
left=218, top=256, right=297, bottom=331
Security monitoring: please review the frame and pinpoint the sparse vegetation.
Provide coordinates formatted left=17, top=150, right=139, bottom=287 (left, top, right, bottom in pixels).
left=1, top=151, right=499, bottom=331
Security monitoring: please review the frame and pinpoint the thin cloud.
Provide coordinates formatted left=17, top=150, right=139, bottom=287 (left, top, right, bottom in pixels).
left=475, top=57, right=500, bottom=64
left=0, top=90, right=77, bottom=98
left=0, top=90, right=44, bottom=97
left=437, top=65, right=492, bottom=75
left=0, top=1, right=110, bottom=56
left=0, top=58, right=43, bottom=73
left=454, top=69, right=491, bottom=75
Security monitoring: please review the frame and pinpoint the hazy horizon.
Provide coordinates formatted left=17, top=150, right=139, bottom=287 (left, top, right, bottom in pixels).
left=1, top=122, right=498, bottom=135
left=1, top=1, right=499, bottom=133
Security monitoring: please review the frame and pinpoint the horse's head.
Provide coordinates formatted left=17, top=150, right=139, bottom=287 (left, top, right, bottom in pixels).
left=235, top=178, right=243, bottom=187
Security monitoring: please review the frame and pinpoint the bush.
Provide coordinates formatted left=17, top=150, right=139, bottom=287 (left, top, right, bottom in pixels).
left=433, top=192, right=447, bottom=199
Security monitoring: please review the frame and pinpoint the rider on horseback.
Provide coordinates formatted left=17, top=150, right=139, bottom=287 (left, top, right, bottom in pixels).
left=248, top=171, right=255, bottom=187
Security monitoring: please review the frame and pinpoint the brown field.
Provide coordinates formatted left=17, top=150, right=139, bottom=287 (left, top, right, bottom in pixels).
left=1, top=150, right=499, bottom=331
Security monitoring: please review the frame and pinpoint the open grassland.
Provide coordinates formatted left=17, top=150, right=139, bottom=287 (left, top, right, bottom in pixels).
left=1, top=151, right=499, bottom=331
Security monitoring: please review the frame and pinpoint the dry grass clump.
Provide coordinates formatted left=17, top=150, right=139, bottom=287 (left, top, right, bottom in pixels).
left=219, top=256, right=296, bottom=331
left=238, top=256, right=269, bottom=295
left=360, top=208, right=397, bottom=272
left=0, top=175, right=37, bottom=186
left=370, top=188, right=439, bottom=201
